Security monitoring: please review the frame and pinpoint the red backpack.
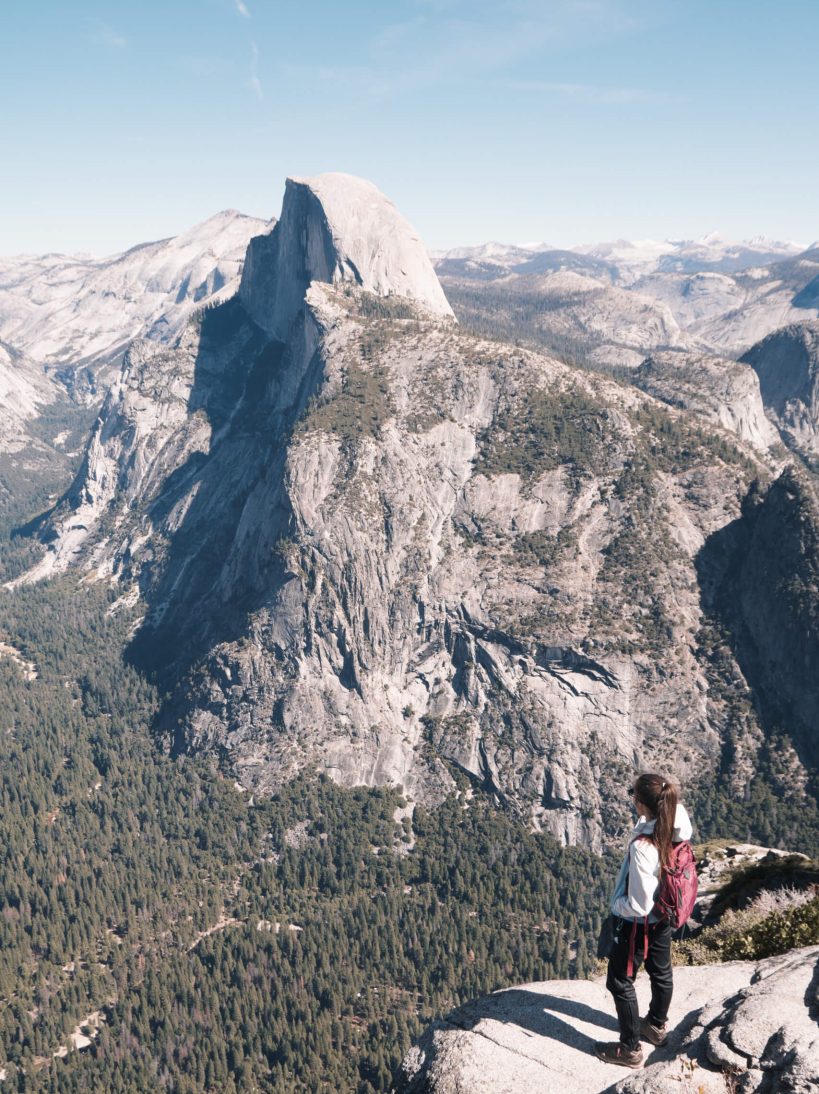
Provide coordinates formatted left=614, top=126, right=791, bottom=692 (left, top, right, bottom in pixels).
left=639, top=836, right=699, bottom=928
left=625, top=838, right=699, bottom=976
left=659, top=840, right=699, bottom=928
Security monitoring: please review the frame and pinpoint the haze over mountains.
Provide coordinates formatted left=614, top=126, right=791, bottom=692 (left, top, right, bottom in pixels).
left=434, top=232, right=819, bottom=368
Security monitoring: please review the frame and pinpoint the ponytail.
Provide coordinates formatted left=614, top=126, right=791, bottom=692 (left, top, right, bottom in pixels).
left=634, top=773, right=679, bottom=871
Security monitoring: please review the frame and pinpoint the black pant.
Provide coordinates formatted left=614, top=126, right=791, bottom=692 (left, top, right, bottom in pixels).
left=605, top=917, right=673, bottom=1049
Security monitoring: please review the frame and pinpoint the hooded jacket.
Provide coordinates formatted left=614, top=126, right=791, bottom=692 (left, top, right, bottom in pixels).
left=610, top=803, right=693, bottom=922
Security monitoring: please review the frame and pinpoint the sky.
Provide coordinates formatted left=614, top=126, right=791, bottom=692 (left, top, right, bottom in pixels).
left=2, top=0, right=818, bottom=255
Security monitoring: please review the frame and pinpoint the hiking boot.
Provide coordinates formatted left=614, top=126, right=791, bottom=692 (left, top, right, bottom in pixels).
left=593, top=1041, right=644, bottom=1069
left=639, top=1016, right=668, bottom=1046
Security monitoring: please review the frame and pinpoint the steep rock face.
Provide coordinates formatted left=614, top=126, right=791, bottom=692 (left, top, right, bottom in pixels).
left=240, top=174, right=453, bottom=340
left=633, top=351, right=779, bottom=452
left=394, top=947, right=819, bottom=1094
left=0, top=340, right=84, bottom=544
left=0, top=340, right=57, bottom=454
left=741, top=320, right=819, bottom=462
left=28, top=175, right=777, bottom=848
left=20, top=295, right=286, bottom=583
left=727, top=469, right=819, bottom=766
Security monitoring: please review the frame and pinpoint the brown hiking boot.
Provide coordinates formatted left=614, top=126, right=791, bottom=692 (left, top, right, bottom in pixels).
left=639, top=1016, right=668, bottom=1046
left=593, top=1041, right=644, bottom=1068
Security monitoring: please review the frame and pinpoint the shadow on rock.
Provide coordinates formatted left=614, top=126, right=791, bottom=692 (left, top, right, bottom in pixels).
left=123, top=295, right=325, bottom=752
left=446, top=987, right=618, bottom=1051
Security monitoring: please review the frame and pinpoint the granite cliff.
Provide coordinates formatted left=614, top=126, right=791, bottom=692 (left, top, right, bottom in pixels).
left=741, top=320, right=819, bottom=464
left=17, top=174, right=816, bottom=849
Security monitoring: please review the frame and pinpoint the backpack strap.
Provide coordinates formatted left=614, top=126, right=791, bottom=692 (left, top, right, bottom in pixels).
left=625, top=917, right=650, bottom=978
left=626, top=919, right=637, bottom=978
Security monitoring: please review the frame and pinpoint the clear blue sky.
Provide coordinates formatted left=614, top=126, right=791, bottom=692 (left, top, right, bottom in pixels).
left=2, top=0, right=818, bottom=255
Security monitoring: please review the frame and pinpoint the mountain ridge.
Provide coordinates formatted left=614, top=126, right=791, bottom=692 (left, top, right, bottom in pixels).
left=0, top=208, right=271, bottom=371
left=16, top=174, right=815, bottom=853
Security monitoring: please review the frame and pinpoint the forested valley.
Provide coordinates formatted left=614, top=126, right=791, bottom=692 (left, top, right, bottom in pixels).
left=0, top=436, right=607, bottom=1091
left=1, top=404, right=818, bottom=1092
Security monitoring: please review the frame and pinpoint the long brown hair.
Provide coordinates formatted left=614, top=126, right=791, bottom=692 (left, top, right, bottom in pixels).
left=634, top=773, right=678, bottom=871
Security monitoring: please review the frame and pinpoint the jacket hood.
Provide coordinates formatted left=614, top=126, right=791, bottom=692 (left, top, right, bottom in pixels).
left=633, top=802, right=693, bottom=842
left=672, top=803, right=693, bottom=842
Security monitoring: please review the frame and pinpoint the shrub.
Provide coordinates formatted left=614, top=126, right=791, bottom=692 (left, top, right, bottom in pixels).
left=674, top=887, right=819, bottom=965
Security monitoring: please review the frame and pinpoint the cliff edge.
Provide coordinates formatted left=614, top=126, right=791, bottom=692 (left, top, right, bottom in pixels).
left=394, top=945, right=819, bottom=1093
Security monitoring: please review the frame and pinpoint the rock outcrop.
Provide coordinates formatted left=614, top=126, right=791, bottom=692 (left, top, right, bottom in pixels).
left=741, top=320, right=819, bottom=463
left=694, top=843, right=814, bottom=920
left=394, top=946, right=819, bottom=1093
left=633, top=351, right=779, bottom=452
left=239, top=173, right=454, bottom=340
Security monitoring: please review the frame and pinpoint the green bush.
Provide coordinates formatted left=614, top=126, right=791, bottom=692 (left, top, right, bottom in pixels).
left=675, top=891, right=819, bottom=965
left=721, top=894, right=819, bottom=959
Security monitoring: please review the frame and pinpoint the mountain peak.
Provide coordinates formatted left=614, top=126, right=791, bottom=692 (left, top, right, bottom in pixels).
left=239, top=172, right=453, bottom=339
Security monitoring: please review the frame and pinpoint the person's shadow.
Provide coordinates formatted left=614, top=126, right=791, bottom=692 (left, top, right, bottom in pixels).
left=448, top=988, right=618, bottom=1053
left=440, top=987, right=684, bottom=1073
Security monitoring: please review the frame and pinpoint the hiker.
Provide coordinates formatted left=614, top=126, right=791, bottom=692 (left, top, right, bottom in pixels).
left=594, top=773, right=694, bottom=1069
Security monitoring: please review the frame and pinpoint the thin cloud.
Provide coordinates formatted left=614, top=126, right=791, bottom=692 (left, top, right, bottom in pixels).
left=90, top=22, right=127, bottom=48
left=508, top=79, right=653, bottom=104
left=234, top=0, right=252, bottom=17
left=283, top=0, right=660, bottom=100
left=180, top=55, right=235, bottom=78
left=249, top=40, right=262, bottom=99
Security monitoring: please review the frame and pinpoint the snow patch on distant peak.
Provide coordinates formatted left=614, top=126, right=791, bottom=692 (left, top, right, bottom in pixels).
left=240, top=173, right=454, bottom=339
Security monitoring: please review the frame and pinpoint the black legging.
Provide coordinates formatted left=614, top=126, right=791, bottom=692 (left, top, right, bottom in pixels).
left=606, top=917, right=673, bottom=1049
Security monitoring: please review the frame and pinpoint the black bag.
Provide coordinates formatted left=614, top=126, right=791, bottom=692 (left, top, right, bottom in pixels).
left=596, top=914, right=615, bottom=959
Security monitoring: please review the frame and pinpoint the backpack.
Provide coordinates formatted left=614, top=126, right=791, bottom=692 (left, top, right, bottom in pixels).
left=624, top=838, right=699, bottom=975
left=639, top=836, right=698, bottom=928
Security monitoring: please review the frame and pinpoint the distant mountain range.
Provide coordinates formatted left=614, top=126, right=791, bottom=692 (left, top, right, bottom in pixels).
left=431, top=233, right=807, bottom=280
left=433, top=234, right=819, bottom=367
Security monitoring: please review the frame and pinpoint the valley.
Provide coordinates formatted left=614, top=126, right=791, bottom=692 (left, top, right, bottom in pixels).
left=0, top=175, right=817, bottom=1090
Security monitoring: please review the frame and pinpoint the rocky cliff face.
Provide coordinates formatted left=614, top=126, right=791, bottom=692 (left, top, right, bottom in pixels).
left=633, top=351, right=779, bottom=452
left=725, top=469, right=819, bottom=767
left=741, top=320, right=819, bottom=463
left=240, top=174, right=453, bottom=341
left=24, top=173, right=802, bottom=849
left=0, top=340, right=56, bottom=455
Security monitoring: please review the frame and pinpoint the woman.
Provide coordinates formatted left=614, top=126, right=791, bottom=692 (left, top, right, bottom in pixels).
left=594, top=773, right=693, bottom=1069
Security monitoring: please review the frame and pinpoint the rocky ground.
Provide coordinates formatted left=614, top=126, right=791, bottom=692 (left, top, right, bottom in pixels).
left=393, top=945, right=819, bottom=1093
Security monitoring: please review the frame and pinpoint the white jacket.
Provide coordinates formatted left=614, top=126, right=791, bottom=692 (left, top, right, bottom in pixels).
left=610, top=803, right=693, bottom=921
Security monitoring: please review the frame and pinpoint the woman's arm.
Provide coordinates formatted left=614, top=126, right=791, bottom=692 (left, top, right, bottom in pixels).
left=611, top=839, right=658, bottom=919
